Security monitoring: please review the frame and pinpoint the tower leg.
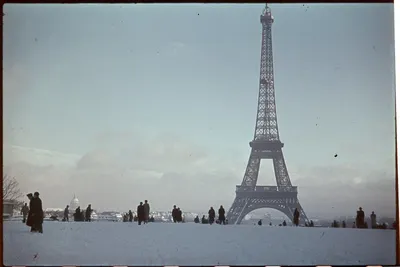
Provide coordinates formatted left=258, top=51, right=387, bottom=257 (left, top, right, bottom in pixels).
left=227, top=197, right=249, bottom=224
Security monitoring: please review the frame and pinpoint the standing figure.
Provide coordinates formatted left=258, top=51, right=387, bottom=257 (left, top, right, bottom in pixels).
left=128, top=210, right=133, bottom=222
left=21, top=203, right=29, bottom=223
left=177, top=208, right=183, bottom=222
left=64, top=205, right=69, bottom=222
left=172, top=205, right=178, bottom=223
left=74, top=206, right=81, bottom=221
left=85, top=204, right=93, bottom=222
left=293, top=208, right=300, bottom=226
left=26, top=193, right=35, bottom=230
left=370, top=211, right=377, bottom=229
left=218, top=205, right=226, bottom=225
left=356, top=207, right=365, bottom=228
left=208, top=207, right=215, bottom=225
left=143, top=200, right=150, bottom=223
left=137, top=202, right=145, bottom=225
left=30, top=192, right=44, bottom=233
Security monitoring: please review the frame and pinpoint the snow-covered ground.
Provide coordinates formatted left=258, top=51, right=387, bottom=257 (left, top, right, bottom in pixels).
left=3, top=221, right=396, bottom=266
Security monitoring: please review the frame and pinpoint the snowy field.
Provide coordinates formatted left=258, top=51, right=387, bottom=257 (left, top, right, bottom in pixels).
left=4, top=221, right=396, bottom=266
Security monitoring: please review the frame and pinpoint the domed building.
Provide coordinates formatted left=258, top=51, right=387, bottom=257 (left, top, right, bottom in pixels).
left=69, top=194, right=80, bottom=213
left=68, top=194, right=99, bottom=221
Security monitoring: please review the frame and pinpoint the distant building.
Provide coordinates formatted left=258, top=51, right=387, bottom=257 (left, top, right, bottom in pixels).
left=69, top=194, right=80, bottom=213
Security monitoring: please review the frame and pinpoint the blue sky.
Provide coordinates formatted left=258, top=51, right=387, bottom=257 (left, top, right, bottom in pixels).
left=3, top=4, right=396, bottom=217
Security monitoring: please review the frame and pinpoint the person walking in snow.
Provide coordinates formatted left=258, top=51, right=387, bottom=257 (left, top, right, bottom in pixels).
left=30, top=192, right=44, bottom=233
left=218, top=205, right=226, bottom=225
left=172, top=205, right=178, bottom=223
left=370, top=211, right=377, bottom=229
left=137, top=202, right=145, bottom=225
left=64, top=205, right=69, bottom=222
left=128, top=210, right=133, bottom=222
left=143, top=200, right=150, bottom=224
left=26, top=193, right=36, bottom=230
left=177, top=208, right=183, bottom=222
left=293, top=208, right=300, bottom=226
left=356, top=207, right=365, bottom=228
left=208, top=207, right=215, bottom=225
left=85, top=204, right=93, bottom=222
left=21, top=203, right=29, bottom=223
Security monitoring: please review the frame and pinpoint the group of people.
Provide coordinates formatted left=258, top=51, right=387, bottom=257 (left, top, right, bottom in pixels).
left=122, top=211, right=155, bottom=222
left=171, top=205, right=184, bottom=222
left=61, top=204, right=93, bottom=222
left=193, top=205, right=227, bottom=225
left=354, top=207, right=393, bottom=229
left=21, top=194, right=393, bottom=232
left=20, top=192, right=44, bottom=233
left=136, top=200, right=151, bottom=225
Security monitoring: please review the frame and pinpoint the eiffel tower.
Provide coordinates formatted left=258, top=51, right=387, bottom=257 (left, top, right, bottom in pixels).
left=226, top=4, right=309, bottom=225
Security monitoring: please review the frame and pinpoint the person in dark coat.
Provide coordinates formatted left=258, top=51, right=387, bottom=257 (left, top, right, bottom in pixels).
left=194, top=215, right=200, bottom=223
left=201, top=215, right=208, bottom=224
left=258, top=219, right=262, bottom=226
left=177, top=208, right=182, bottom=222
left=218, top=205, right=226, bottom=225
left=137, top=202, right=145, bottom=225
left=26, top=193, right=36, bottom=230
left=128, top=210, right=133, bottom=222
left=356, top=207, right=365, bottom=228
left=172, top=205, right=178, bottom=223
left=293, top=208, right=300, bottom=226
left=282, top=220, right=287, bottom=226
left=143, top=200, right=150, bottom=224
left=30, top=192, right=44, bottom=233
left=21, top=203, right=29, bottom=223
left=85, top=204, right=92, bottom=222
left=63, top=205, right=69, bottom=222
left=208, top=207, right=215, bottom=225
left=74, top=206, right=81, bottom=221
left=370, top=211, right=377, bottom=229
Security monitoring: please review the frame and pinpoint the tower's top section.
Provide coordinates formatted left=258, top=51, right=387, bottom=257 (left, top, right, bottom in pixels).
left=260, top=3, right=274, bottom=24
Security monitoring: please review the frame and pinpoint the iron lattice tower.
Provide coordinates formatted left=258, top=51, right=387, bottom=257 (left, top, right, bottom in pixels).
left=226, top=4, right=308, bottom=225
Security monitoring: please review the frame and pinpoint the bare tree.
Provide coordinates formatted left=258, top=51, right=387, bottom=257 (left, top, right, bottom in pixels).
left=3, top=174, right=23, bottom=202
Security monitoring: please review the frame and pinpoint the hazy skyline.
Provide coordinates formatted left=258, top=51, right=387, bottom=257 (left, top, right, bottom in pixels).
left=3, top=4, right=396, bottom=218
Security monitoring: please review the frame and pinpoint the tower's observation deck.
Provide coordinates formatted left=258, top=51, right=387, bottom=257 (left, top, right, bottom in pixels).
left=260, top=6, right=274, bottom=24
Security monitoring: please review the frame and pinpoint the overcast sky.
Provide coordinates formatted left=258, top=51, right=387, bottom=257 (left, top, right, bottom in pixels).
left=3, top=4, right=395, bottom=218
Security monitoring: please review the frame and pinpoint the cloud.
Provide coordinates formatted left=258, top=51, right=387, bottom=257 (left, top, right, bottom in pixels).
left=3, top=132, right=241, bottom=212
left=288, top=164, right=396, bottom=217
left=3, top=131, right=396, bottom=218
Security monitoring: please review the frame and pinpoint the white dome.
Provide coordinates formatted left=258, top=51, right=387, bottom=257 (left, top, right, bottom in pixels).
left=69, top=194, right=80, bottom=211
